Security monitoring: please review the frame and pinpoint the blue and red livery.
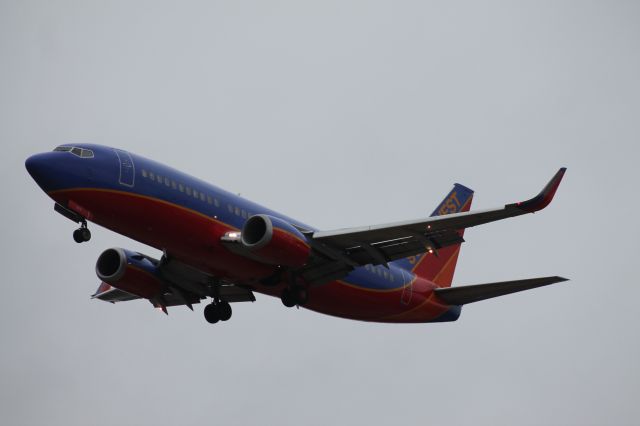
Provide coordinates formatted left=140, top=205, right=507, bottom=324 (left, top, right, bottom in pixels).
left=25, top=144, right=568, bottom=325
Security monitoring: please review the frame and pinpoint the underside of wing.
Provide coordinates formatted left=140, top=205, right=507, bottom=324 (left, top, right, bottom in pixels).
left=92, top=248, right=255, bottom=313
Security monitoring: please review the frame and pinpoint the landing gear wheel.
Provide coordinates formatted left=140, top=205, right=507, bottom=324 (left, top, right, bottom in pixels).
left=73, top=229, right=84, bottom=243
left=72, top=225, right=91, bottom=243
left=281, top=289, right=297, bottom=308
left=204, top=303, right=220, bottom=324
left=80, top=227, right=91, bottom=242
left=217, top=302, right=232, bottom=321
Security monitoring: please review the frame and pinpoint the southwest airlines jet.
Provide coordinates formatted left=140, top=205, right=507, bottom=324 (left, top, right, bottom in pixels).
left=25, top=145, right=567, bottom=324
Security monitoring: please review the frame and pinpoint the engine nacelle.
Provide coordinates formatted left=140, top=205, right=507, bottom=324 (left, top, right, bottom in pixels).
left=95, top=248, right=164, bottom=299
left=241, top=214, right=311, bottom=268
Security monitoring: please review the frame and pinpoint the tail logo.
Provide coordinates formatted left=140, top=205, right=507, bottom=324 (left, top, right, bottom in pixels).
left=438, top=191, right=462, bottom=215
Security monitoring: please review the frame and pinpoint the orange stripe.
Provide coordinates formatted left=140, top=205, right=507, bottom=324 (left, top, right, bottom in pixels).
left=431, top=246, right=461, bottom=285
left=379, top=293, right=436, bottom=321
left=50, top=187, right=240, bottom=230
left=335, top=275, right=417, bottom=293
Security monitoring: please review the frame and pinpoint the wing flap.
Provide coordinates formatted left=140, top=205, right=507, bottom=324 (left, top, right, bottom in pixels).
left=434, top=276, right=568, bottom=305
left=91, top=283, right=140, bottom=303
left=218, top=284, right=256, bottom=303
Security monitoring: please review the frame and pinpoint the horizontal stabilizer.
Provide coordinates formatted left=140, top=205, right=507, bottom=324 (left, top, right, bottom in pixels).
left=434, top=276, right=568, bottom=305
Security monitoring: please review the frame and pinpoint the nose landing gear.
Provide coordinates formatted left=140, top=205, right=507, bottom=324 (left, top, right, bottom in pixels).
left=54, top=203, right=92, bottom=243
left=72, top=221, right=91, bottom=243
left=73, top=225, right=91, bottom=243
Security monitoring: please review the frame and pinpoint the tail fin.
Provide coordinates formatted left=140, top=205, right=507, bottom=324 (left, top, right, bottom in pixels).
left=392, top=183, right=474, bottom=287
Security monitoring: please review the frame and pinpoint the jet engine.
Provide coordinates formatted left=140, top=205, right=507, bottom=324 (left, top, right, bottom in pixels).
left=241, top=214, right=311, bottom=268
left=95, top=248, right=164, bottom=299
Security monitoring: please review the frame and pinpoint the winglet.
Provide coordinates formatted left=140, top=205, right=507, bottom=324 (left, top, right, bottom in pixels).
left=513, top=168, right=566, bottom=213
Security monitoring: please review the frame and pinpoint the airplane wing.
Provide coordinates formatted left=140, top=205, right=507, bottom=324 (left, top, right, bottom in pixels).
left=299, top=168, right=566, bottom=284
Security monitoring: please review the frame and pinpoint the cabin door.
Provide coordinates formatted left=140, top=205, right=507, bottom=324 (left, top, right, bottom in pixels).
left=114, top=149, right=135, bottom=187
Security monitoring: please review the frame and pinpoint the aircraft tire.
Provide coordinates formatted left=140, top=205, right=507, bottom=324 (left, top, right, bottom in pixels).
left=281, top=289, right=297, bottom=308
left=73, top=229, right=84, bottom=243
left=217, top=302, right=232, bottom=321
left=80, top=228, right=91, bottom=242
left=204, top=303, right=220, bottom=324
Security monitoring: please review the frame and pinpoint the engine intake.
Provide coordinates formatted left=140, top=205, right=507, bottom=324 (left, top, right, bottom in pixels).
left=95, top=248, right=164, bottom=299
left=96, top=248, right=127, bottom=281
left=241, top=215, right=310, bottom=267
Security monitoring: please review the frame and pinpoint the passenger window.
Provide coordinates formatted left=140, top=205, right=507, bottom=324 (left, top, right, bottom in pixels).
left=200, top=193, right=205, bottom=202
left=234, top=207, right=240, bottom=216
left=207, top=195, right=213, bottom=204
left=193, top=189, right=199, bottom=199
left=171, top=180, right=177, bottom=189
left=214, top=199, right=220, bottom=207
left=228, top=205, right=233, bottom=213
left=149, top=171, right=155, bottom=180
left=241, top=210, right=247, bottom=219
left=164, top=177, right=170, bottom=186
left=186, top=187, right=192, bottom=196
left=142, top=169, right=148, bottom=178
left=179, top=183, right=184, bottom=192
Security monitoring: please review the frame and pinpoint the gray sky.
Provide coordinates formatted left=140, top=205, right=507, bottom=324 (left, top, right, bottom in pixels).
left=1, top=1, right=639, bottom=425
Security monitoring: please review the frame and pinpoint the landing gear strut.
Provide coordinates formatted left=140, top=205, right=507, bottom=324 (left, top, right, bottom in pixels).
left=281, top=286, right=308, bottom=308
left=204, top=300, right=232, bottom=324
left=54, top=203, right=91, bottom=243
left=73, top=220, right=91, bottom=243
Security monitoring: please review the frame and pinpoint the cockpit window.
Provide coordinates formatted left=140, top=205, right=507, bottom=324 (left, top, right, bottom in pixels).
left=53, top=145, right=94, bottom=158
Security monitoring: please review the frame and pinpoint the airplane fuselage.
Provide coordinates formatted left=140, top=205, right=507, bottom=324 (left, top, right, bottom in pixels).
left=26, top=145, right=461, bottom=323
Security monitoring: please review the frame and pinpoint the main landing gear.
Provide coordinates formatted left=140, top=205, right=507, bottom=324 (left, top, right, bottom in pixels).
left=203, top=300, right=232, bottom=324
left=281, top=286, right=308, bottom=308
left=72, top=221, right=91, bottom=243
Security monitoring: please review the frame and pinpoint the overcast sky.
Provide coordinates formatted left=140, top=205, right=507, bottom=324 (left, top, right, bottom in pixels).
left=2, top=1, right=639, bottom=425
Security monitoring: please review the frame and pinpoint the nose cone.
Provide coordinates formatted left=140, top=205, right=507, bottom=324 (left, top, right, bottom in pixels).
left=25, top=152, right=66, bottom=192
left=25, top=153, right=49, bottom=185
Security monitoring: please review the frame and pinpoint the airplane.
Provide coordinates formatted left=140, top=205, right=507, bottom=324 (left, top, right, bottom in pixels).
left=25, top=144, right=568, bottom=324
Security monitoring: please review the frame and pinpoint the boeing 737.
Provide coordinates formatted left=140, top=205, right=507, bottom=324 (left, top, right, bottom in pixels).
left=25, top=145, right=567, bottom=324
